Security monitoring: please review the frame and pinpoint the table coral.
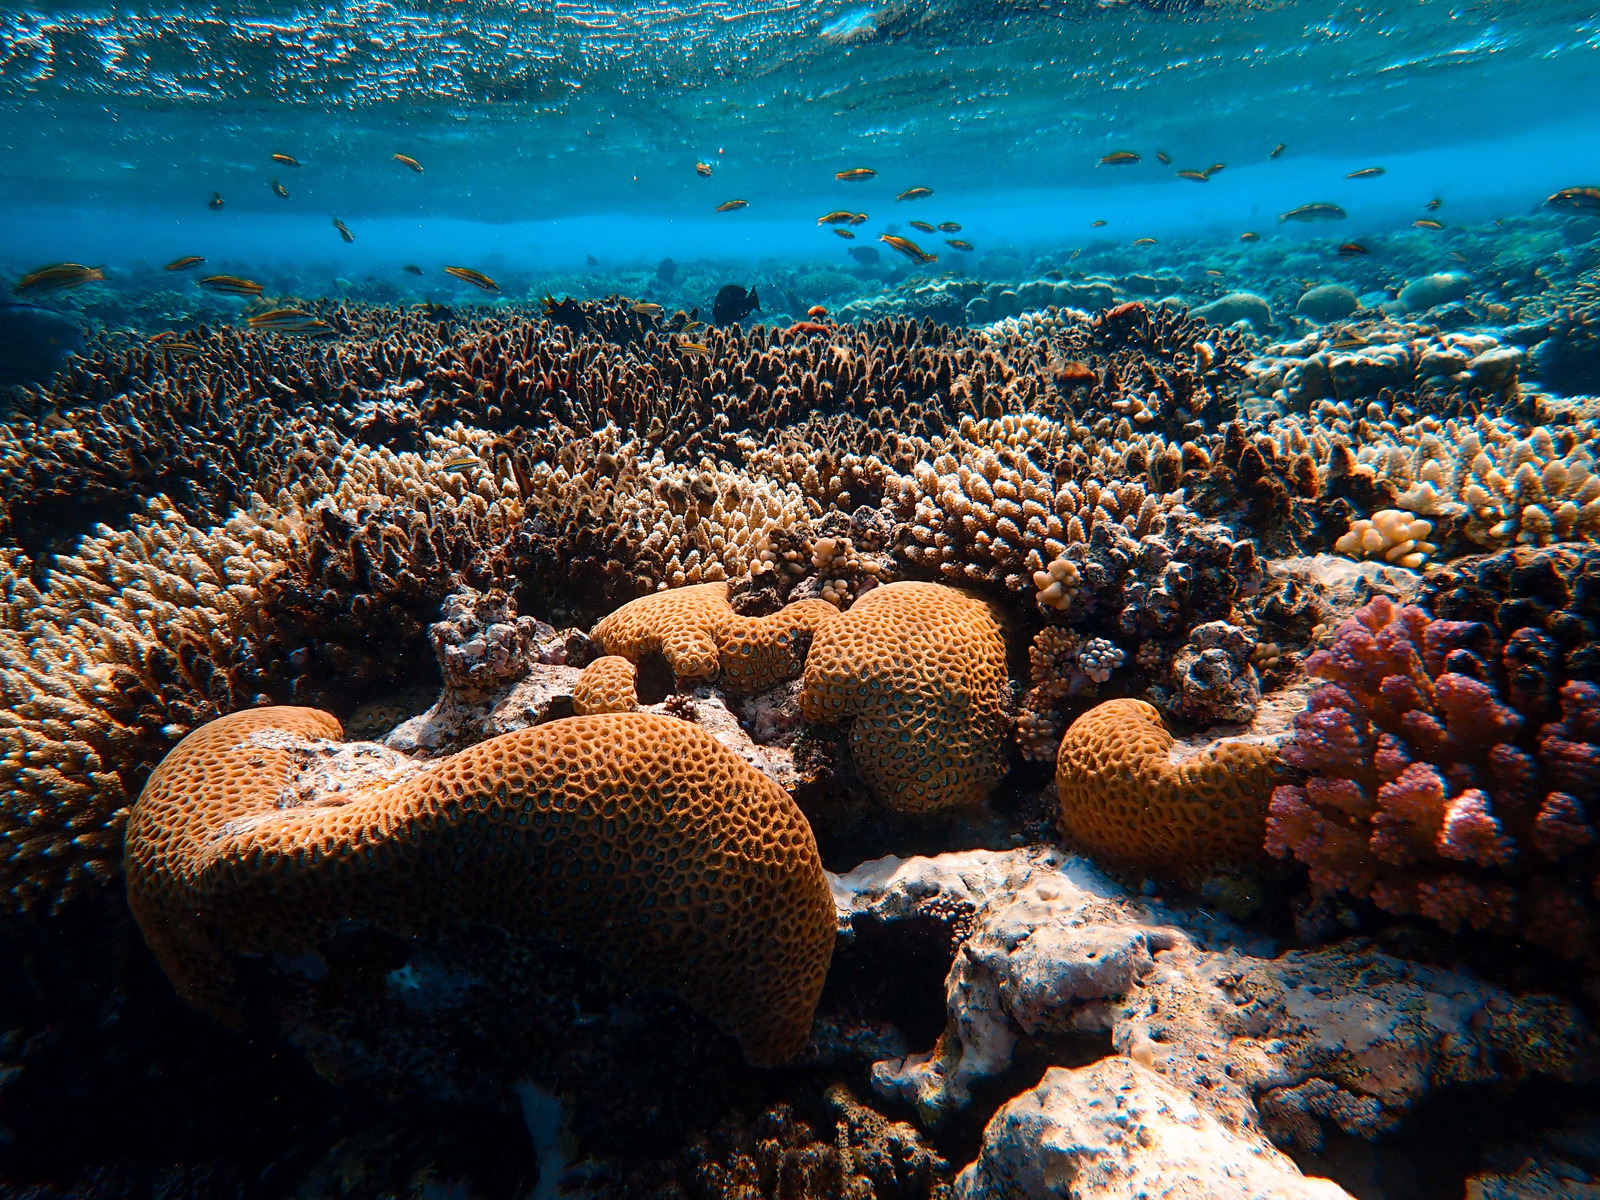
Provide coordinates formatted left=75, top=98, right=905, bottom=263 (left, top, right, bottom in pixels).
left=124, top=706, right=835, bottom=1066
left=591, top=582, right=837, bottom=693
left=1055, top=698, right=1285, bottom=883
left=800, top=582, right=1010, bottom=813
left=572, top=655, right=641, bottom=715
left=1265, top=593, right=1600, bottom=956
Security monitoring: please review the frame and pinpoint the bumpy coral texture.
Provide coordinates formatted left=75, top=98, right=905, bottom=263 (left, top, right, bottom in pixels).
left=1265, top=594, right=1600, bottom=956
left=1055, top=698, right=1285, bottom=883
left=124, top=707, right=836, bottom=1066
left=591, top=583, right=838, bottom=694
left=572, top=655, right=641, bottom=715
left=801, top=582, right=1010, bottom=813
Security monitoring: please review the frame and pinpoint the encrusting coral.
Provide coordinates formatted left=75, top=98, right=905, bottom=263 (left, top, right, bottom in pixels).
left=124, top=706, right=836, bottom=1066
left=1055, top=698, right=1286, bottom=883
left=1265, top=593, right=1600, bottom=956
left=572, top=655, right=641, bottom=715
left=801, top=582, right=1011, bottom=813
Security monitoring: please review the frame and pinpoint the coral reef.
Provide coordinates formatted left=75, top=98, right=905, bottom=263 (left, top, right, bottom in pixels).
left=1265, top=594, right=1600, bottom=956
left=1055, top=699, right=1286, bottom=883
left=1147, top=619, right=1263, bottom=725
left=125, top=706, right=835, bottom=1065
left=572, top=655, right=641, bottom=715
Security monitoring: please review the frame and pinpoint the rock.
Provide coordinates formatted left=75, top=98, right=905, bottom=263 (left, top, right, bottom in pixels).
left=1295, top=284, right=1360, bottom=322
left=963, top=296, right=991, bottom=324
left=1056, top=280, right=1114, bottom=308
left=1148, top=619, right=1261, bottom=725
left=1398, top=271, right=1471, bottom=312
left=1466, top=344, right=1523, bottom=391
left=385, top=661, right=583, bottom=753
left=657, top=686, right=797, bottom=791
left=954, top=1059, right=1355, bottom=1200
left=1193, top=291, right=1274, bottom=333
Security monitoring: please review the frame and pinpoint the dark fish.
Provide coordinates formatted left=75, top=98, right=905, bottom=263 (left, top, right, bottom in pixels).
left=834, top=228, right=856, bottom=239
left=938, top=221, right=961, bottom=232
left=445, top=266, right=499, bottom=291
left=208, top=191, right=224, bottom=210
left=403, top=264, right=424, bottom=275
left=271, top=153, right=300, bottom=167
left=587, top=254, right=599, bottom=267
left=879, top=234, right=937, bottom=264
left=1204, top=163, right=1226, bottom=176
left=715, top=199, right=749, bottom=212
left=334, top=218, right=355, bottom=243
left=1155, top=151, right=1171, bottom=165
left=1176, top=170, right=1209, bottom=182
left=271, top=178, right=289, bottom=198
left=909, top=220, right=935, bottom=233
left=945, top=239, right=974, bottom=251
left=1278, top=202, right=1346, bottom=223
left=836, top=168, right=876, bottom=181
left=0, top=302, right=84, bottom=386
left=1337, top=242, right=1369, bottom=256
left=848, top=246, right=881, bottom=265
left=712, top=284, right=761, bottom=325
left=1270, top=142, right=1286, bottom=158
left=1239, top=231, right=1260, bottom=241
left=1546, top=186, right=1600, bottom=215
left=542, top=294, right=586, bottom=330
left=1346, top=167, right=1385, bottom=179
left=1425, top=197, right=1442, bottom=211
left=695, top=161, right=713, bottom=177
left=1090, top=219, right=1107, bottom=227
left=1099, top=151, right=1140, bottom=166
left=394, top=154, right=424, bottom=173
left=199, top=275, right=263, bottom=295
left=16, top=264, right=104, bottom=294
left=165, top=256, right=204, bottom=271
left=1413, top=218, right=1444, bottom=230
left=896, top=187, right=933, bottom=201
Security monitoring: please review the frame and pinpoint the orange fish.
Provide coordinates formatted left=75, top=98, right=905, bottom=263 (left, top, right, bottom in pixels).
left=1413, top=218, right=1444, bottom=230
left=16, top=263, right=104, bottom=293
left=1099, top=151, right=1140, bottom=166
left=394, top=154, right=424, bottom=173
left=444, top=266, right=500, bottom=291
left=1132, top=237, right=1157, bottom=246
left=1239, top=231, right=1260, bottom=241
left=1155, top=151, right=1171, bottom=165
left=836, top=168, right=876, bottom=182
left=1346, top=167, right=1385, bottom=179
left=833, top=228, right=856, bottom=239
left=695, top=161, right=713, bottom=177
left=715, top=199, right=749, bottom=212
left=164, top=256, right=204, bottom=271
left=271, top=153, right=300, bottom=167
left=879, top=234, right=937, bottom=264
left=1090, top=219, right=1107, bottom=227
left=1176, top=170, right=1209, bottom=182
left=333, top=218, right=355, bottom=243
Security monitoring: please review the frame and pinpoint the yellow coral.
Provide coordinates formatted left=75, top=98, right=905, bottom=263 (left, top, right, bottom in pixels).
left=1334, top=508, right=1435, bottom=569
left=572, top=655, right=640, bottom=715
left=1055, top=699, right=1284, bottom=883
left=591, top=582, right=837, bottom=694
left=125, top=707, right=835, bottom=1066
left=801, top=582, right=1011, bottom=812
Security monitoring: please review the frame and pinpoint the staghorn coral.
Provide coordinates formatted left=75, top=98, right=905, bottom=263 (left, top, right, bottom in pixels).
left=572, top=655, right=641, bottom=715
left=591, top=582, right=837, bottom=693
left=802, top=582, right=1011, bottom=813
left=1014, top=627, right=1122, bottom=763
left=124, top=706, right=835, bottom=1067
left=1055, top=699, right=1286, bottom=884
left=1265, top=594, right=1600, bottom=955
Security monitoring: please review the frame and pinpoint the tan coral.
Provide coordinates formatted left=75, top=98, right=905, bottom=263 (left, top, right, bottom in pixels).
left=1055, top=699, right=1284, bottom=884
left=802, top=582, right=1011, bottom=812
left=1333, top=508, right=1436, bottom=570
left=591, top=582, right=837, bottom=694
left=571, top=655, right=640, bottom=715
left=124, top=707, right=835, bottom=1067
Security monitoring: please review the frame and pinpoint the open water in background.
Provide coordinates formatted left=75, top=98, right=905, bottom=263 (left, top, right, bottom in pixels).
left=2, top=0, right=1598, bottom=279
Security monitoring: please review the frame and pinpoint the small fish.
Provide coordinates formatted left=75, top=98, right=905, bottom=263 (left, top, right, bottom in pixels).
left=444, top=266, right=500, bottom=292
left=848, top=212, right=868, bottom=225
left=271, top=178, right=289, bottom=198
left=1204, top=162, right=1226, bottom=176
left=438, top=454, right=480, bottom=472
left=836, top=168, right=877, bottom=181
left=208, top=191, right=224, bottom=210
left=1132, top=237, right=1157, bottom=246
left=1413, top=218, right=1444, bottom=230
left=1346, top=167, right=1385, bottom=179
left=682, top=320, right=704, bottom=334
left=393, top=154, right=424, bottom=173
left=937, top=221, right=961, bottom=232
left=164, top=256, right=204, bottom=271
left=1239, top=231, right=1260, bottom=241
left=1099, top=151, right=1140, bottom=166
left=879, top=234, right=937, bottom=264
left=1270, top=142, right=1287, bottom=159
left=695, top=161, right=713, bottom=177
left=403, top=264, right=424, bottom=275
left=1155, top=151, right=1171, bottom=165
left=631, top=302, right=664, bottom=316
left=896, top=186, right=933, bottom=201
left=247, top=307, right=317, bottom=330
left=945, top=239, right=974, bottom=251
left=1329, top=329, right=1368, bottom=350
left=807, top=305, right=828, bottom=318
left=909, top=220, right=935, bottom=233
left=834, top=228, right=856, bottom=239
left=199, top=274, right=263, bottom=296
left=678, top=341, right=711, bottom=356
left=159, top=340, right=200, bottom=359
left=1205, top=268, right=1224, bottom=276
left=1278, top=202, right=1347, bottom=223
left=715, top=199, right=749, bottom=212
left=271, top=153, right=300, bottom=167
left=1425, top=197, right=1442, bottom=211
left=1090, top=219, right=1107, bottom=228
left=16, top=263, right=105, bottom=294
left=333, top=218, right=355, bottom=243
left=1338, top=242, right=1368, bottom=256
left=1176, top=170, right=1209, bottom=182
left=1545, top=186, right=1600, bottom=215
left=818, top=211, right=856, bottom=225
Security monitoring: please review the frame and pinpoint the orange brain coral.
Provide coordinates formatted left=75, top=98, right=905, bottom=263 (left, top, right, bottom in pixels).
left=572, top=655, right=640, bottom=715
left=801, top=582, right=1011, bottom=812
left=124, top=707, right=835, bottom=1067
left=1055, top=698, right=1284, bottom=883
left=591, top=582, right=837, bottom=693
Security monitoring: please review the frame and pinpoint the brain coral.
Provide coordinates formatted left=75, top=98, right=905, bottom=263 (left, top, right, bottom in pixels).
left=591, top=582, right=838, bottom=694
left=124, top=707, right=835, bottom=1066
left=801, top=582, right=1010, bottom=812
left=571, top=655, right=641, bottom=715
left=1055, top=698, right=1285, bottom=883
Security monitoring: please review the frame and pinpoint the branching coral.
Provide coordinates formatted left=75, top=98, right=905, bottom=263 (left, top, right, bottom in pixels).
left=125, top=707, right=836, bottom=1066
left=1265, top=594, right=1600, bottom=955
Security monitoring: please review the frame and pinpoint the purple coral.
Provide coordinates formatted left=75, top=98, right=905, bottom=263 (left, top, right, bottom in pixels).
left=1266, top=594, right=1600, bottom=957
